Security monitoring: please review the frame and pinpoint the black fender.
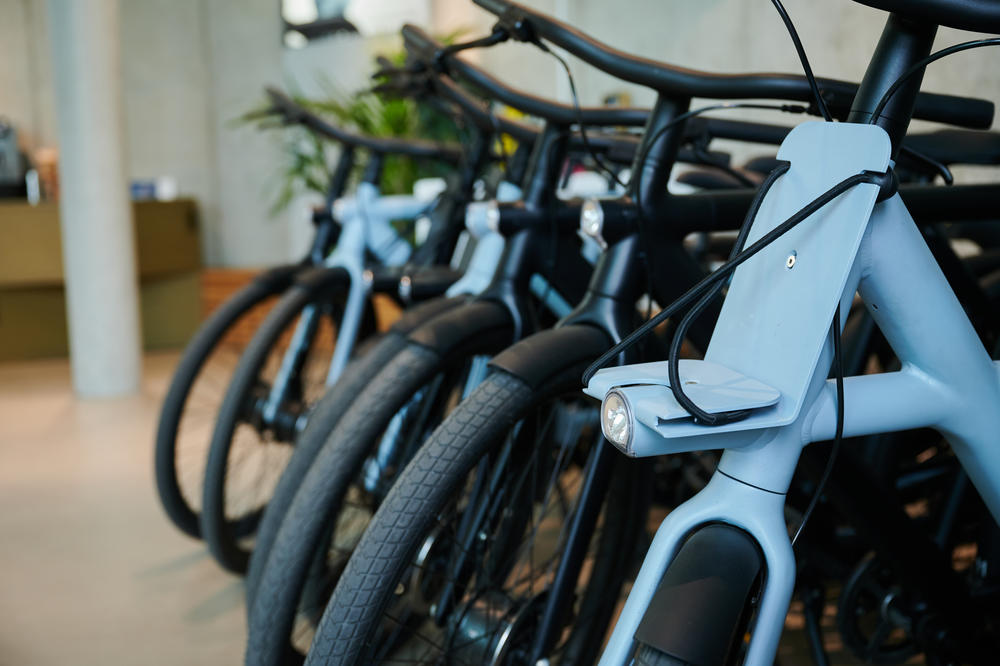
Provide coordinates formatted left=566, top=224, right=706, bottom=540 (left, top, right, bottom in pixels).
left=283, top=266, right=380, bottom=340
left=488, top=324, right=613, bottom=392
left=369, top=265, right=408, bottom=294
left=408, top=299, right=514, bottom=361
left=250, top=263, right=305, bottom=291
left=291, top=266, right=350, bottom=292
left=635, top=523, right=763, bottom=666
left=388, top=296, right=466, bottom=336
left=368, top=265, right=463, bottom=303
left=402, top=265, right=463, bottom=302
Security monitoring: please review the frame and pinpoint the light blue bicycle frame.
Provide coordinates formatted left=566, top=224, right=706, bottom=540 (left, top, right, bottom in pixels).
left=261, top=181, right=432, bottom=425
left=588, top=121, right=1000, bottom=665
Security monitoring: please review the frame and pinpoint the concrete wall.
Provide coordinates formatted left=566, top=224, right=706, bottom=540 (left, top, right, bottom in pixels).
left=3, top=0, right=998, bottom=268
left=1, top=0, right=288, bottom=268
left=0, top=0, right=57, bottom=150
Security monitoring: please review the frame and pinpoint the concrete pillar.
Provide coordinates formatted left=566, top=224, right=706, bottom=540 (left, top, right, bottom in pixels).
left=47, top=0, right=142, bottom=397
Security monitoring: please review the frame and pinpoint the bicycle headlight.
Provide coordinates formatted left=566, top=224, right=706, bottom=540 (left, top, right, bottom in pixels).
left=465, top=200, right=500, bottom=237
left=601, top=389, right=633, bottom=455
left=580, top=198, right=606, bottom=249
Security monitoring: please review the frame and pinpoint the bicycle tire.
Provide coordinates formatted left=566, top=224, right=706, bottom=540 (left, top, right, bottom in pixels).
left=244, top=330, right=408, bottom=603
left=154, top=268, right=296, bottom=539
left=248, top=333, right=504, bottom=665
left=245, top=296, right=466, bottom=604
left=303, top=367, right=650, bottom=665
left=202, top=276, right=362, bottom=573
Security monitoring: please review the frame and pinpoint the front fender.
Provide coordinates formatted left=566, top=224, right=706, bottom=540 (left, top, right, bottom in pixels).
left=389, top=296, right=466, bottom=336
left=488, top=324, right=613, bottom=392
left=408, top=300, right=514, bottom=361
left=251, top=263, right=305, bottom=290
left=635, top=523, right=763, bottom=665
left=291, top=266, right=351, bottom=292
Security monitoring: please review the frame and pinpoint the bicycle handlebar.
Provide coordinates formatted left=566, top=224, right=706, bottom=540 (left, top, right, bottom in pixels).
left=472, top=0, right=993, bottom=129
left=262, top=86, right=463, bottom=163
left=426, top=71, right=646, bottom=161
left=402, top=25, right=650, bottom=127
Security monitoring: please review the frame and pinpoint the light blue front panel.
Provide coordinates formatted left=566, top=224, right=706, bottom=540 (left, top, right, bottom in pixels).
left=588, top=122, right=892, bottom=447
left=704, top=122, right=889, bottom=424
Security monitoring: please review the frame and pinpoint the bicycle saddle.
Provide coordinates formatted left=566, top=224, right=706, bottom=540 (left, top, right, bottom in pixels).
left=853, top=0, right=1000, bottom=33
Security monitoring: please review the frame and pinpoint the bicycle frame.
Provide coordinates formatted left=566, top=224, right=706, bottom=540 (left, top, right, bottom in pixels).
left=591, top=120, right=1000, bottom=665
left=261, top=179, right=434, bottom=425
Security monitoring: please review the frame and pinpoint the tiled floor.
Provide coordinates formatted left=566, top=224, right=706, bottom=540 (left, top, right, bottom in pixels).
left=0, top=353, right=245, bottom=666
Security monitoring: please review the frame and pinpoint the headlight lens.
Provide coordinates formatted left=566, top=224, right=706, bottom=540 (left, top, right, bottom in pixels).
left=601, top=390, right=631, bottom=450
left=580, top=198, right=604, bottom=238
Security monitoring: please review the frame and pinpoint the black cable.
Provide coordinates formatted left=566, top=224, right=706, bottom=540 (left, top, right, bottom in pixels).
left=666, top=162, right=790, bottom=424
left=791, top=303, right=844, bottom=546
left=782, top=33, right=1000, bottom=555
left=582, top=168, right=885, bottom=385
left=869, top=37, right=1000, bottom=124
left=898, top=144, right=953, bottom=185
left=628, top=101, right=809, bottom=205
left=769, top=0, right=833, bottom=122
left=433, top=26, right=510, bottom=62
left=541, top=44, right=628, bottom=188
left=534, top=39, right=666, bottom=342
left=623, top=102, right=808, bottom=340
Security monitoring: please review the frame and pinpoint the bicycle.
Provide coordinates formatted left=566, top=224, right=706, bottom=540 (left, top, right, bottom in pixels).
left=244, top=36, right=659, bottom=661
left=571, top=2, right=1000, bottom=663
left=155, top=88, right=467, bottom=570
left=298, top=1, right=1000, bottom=664
left=241, top=78, right=541, bottom=601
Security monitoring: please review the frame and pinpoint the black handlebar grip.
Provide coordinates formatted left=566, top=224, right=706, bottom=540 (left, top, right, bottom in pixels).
left=403, top=24, right=650, bottom=127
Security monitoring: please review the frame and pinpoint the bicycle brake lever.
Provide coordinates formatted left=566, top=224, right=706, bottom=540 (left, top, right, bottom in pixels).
left=431, top=26, right=510, bottom=70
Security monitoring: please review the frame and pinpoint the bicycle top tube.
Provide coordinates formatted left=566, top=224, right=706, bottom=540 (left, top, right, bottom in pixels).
left=263, top=86, right=463, bottom=163
left=472, top=0, right=994, bottom=129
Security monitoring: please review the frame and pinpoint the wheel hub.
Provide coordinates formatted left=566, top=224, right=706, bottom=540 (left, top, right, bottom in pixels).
left=447, top=591, right=546, bottom=666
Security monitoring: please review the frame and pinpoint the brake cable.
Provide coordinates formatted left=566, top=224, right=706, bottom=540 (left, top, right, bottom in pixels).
left=665, top=161, right=790, bottom=424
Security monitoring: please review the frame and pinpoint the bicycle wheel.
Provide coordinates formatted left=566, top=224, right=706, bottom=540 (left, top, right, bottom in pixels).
left=303, top=366, right=651, bottom=665
left=245, top=293, right=464, bottom=604
left=248, top=312, right=514, bottom=665
left=154, top=266, right=298, bottom=539
left=202, top=275, right=370, bottom=573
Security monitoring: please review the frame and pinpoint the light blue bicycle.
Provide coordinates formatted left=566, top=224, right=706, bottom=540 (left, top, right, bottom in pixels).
left=297, top=0, right=1000, bottom=663
left=158, top=86, right=476, bottom=573
left=583, top=2, right=1000, bottom=664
